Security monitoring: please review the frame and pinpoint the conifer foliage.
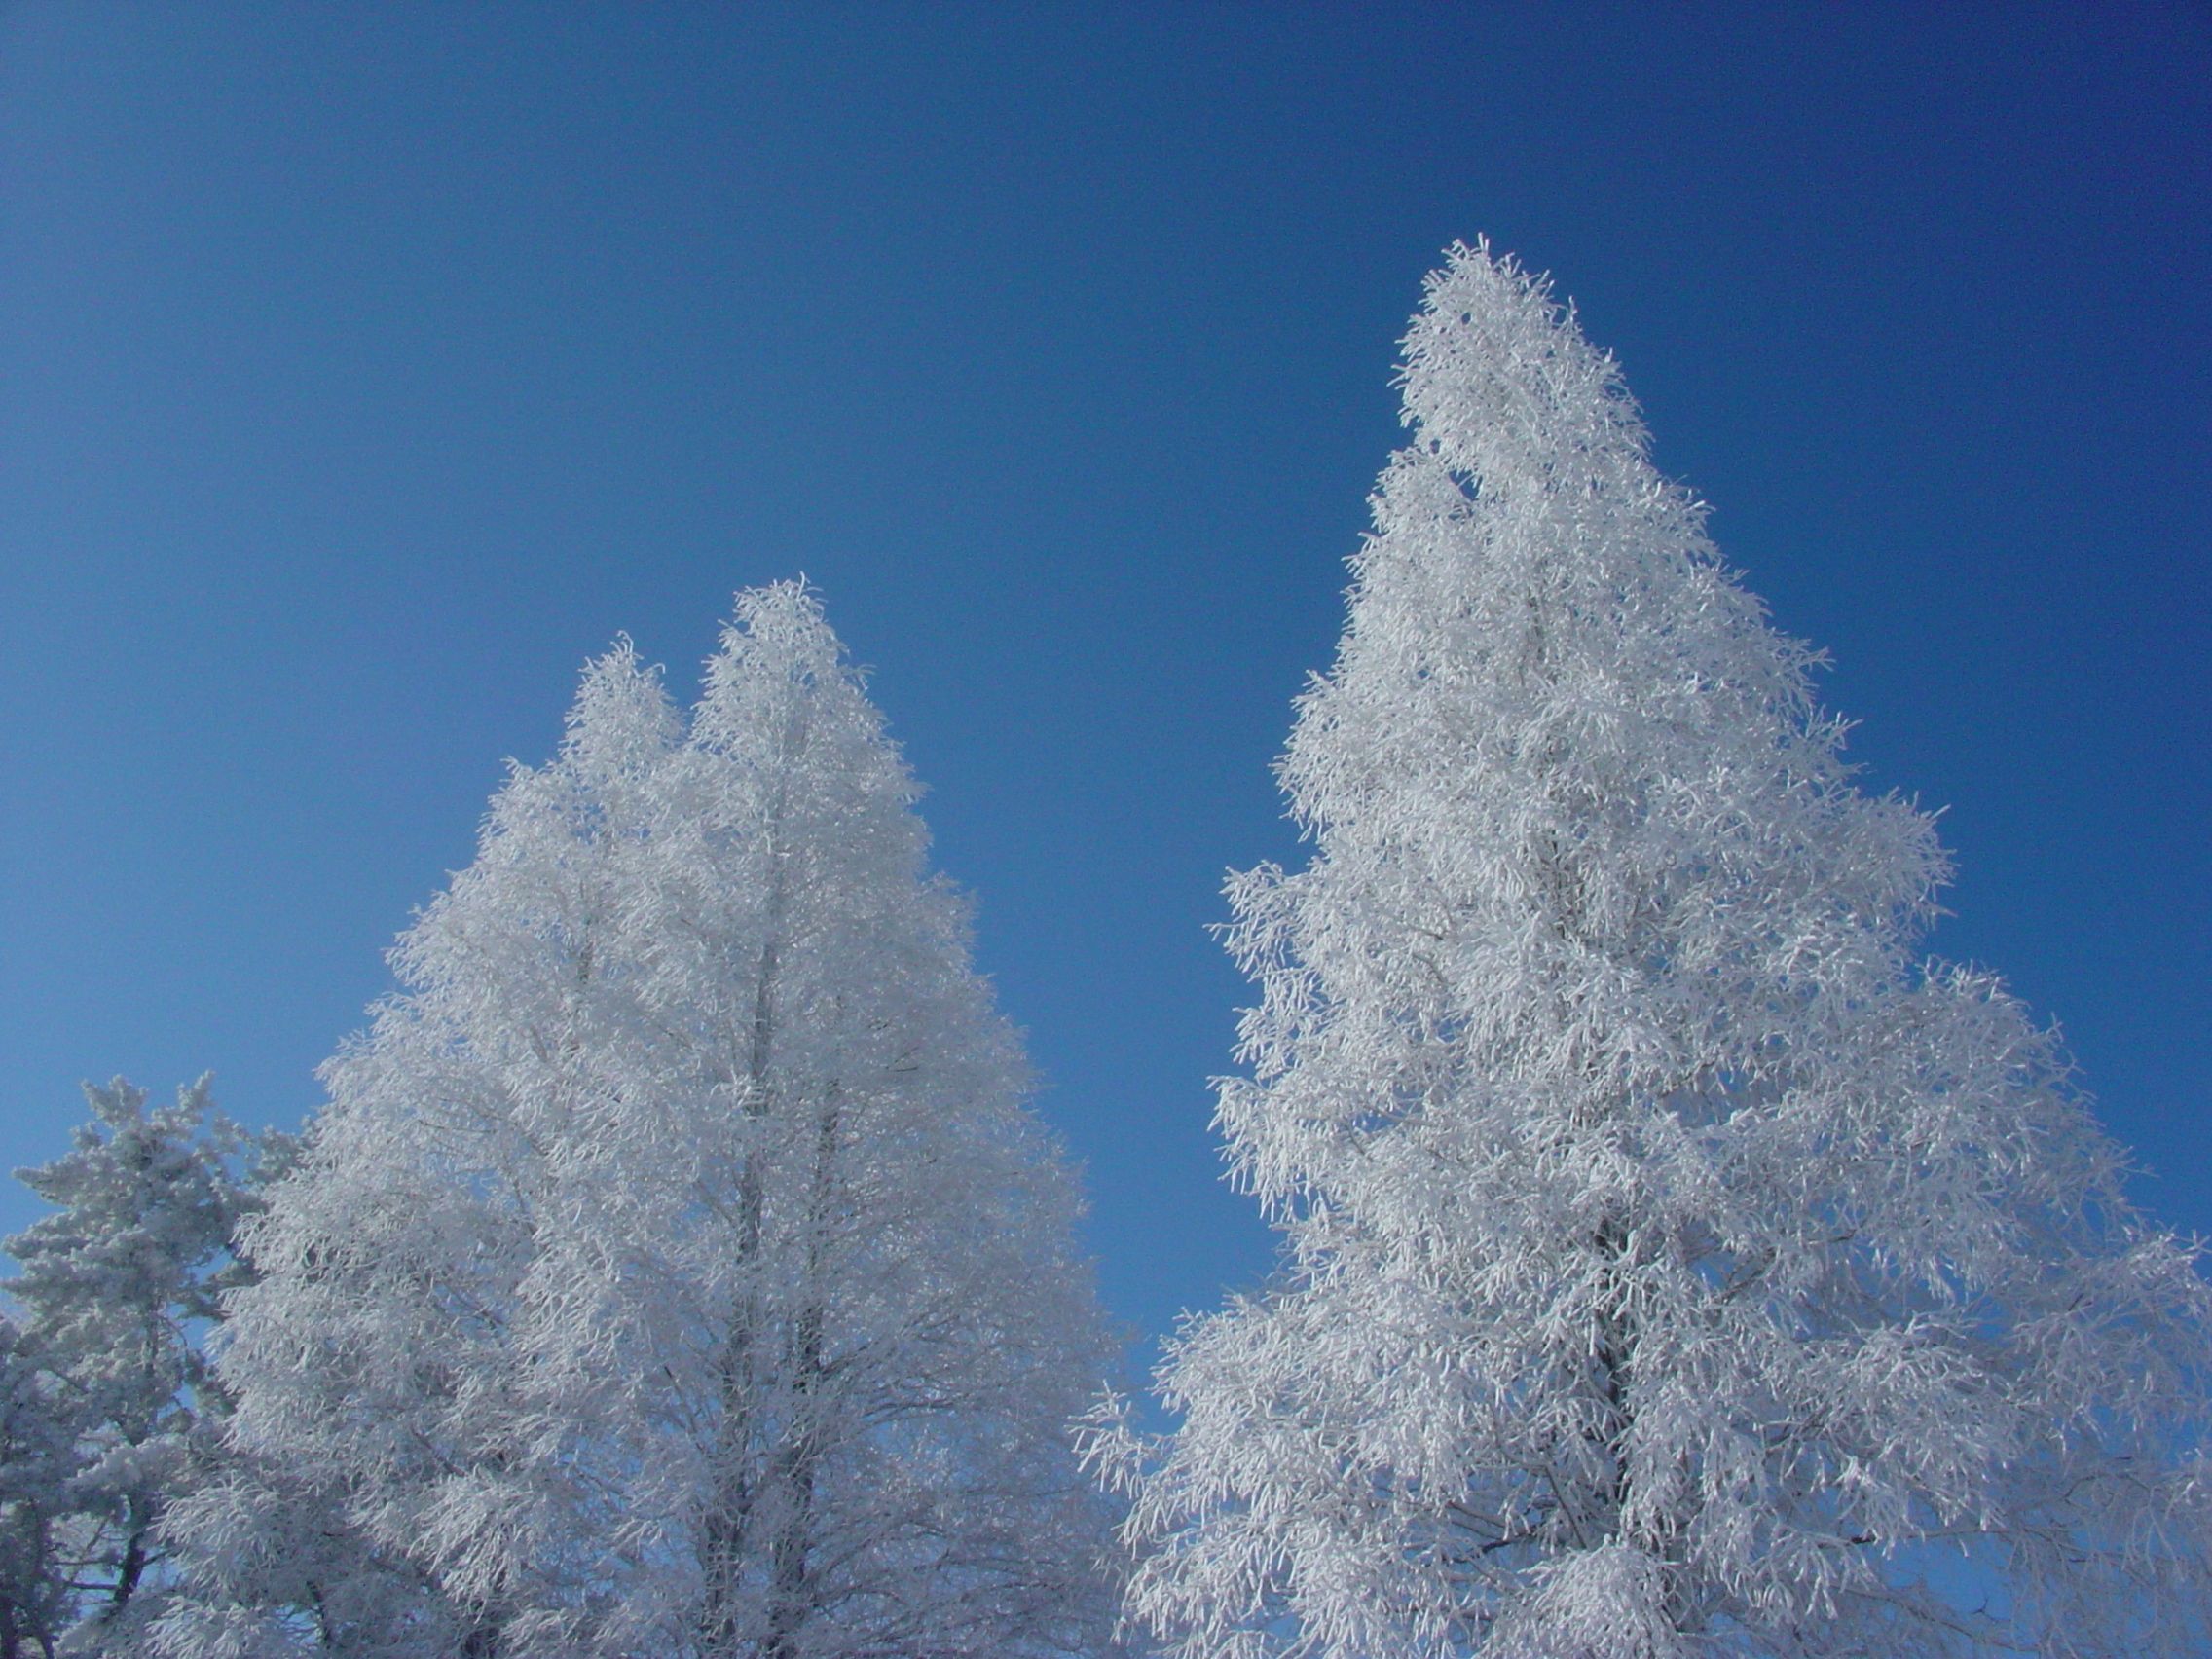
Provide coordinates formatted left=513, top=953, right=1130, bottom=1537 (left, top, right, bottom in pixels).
left=2, top=1077, right=273, bottom=1655
left=163, top=585, right=1119, bottom=1659
left=1090, top=244, right=2212, bottom=1658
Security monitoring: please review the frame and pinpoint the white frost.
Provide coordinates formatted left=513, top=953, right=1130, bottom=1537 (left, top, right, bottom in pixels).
left=1094, top=242, right=2212, bottom=1659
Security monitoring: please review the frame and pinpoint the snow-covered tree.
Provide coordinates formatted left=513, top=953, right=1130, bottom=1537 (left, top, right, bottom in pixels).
left=0, top=1313, right=76, bottom=1658
left=1090, top=243, right=2212, bottom=1658
left=2, top=1077, right=274, bottom=1654
left=163, top=585, right=1120, bottom=1659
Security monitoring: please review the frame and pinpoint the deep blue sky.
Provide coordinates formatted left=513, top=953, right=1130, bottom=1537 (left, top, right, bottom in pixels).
left=3, top=3, right=2206, bottom=1369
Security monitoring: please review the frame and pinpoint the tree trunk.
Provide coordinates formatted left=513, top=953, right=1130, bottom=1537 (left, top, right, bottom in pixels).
left=700, top=714, right=802, bottom=1658
left=109, top=1492, right=151, bottom=1615
left=761, top=1094, right=839, bottom=1659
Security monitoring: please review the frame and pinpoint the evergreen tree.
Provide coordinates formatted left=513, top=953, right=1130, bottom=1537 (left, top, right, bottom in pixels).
left=2, top=1078, right=272, bottom=1654
left=0, top=1314, right=76, bottom=1658
left=164, top=585, right=1120, bottom=1659
left=1091, top=243, right=2212, bottom=1658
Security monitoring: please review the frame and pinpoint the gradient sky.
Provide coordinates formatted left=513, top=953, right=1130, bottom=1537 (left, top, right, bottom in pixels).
left=3, top=3, right=2206, bottom=1373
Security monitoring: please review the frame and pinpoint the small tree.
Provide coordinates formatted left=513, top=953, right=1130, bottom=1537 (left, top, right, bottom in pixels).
left=1091, top=243, right=2212, bottom=1658
left=165, top=586, right=1120, bottom=1659
left=0, top=1314, right=77, bottom=1658
left=2, top=1078, right=272, bottom=1654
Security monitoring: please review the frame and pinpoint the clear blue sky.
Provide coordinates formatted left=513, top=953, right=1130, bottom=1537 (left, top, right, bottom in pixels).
left=3, top=3, right=2206, bottom=1368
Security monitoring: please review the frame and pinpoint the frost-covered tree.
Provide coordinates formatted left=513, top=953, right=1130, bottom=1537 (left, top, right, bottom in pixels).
left=0, top=1313, right=76, bottom=1658
left=1089, top=243, right=2212, bottom=1658
left=2, top=1078, right=274, bottom=1654
left=163, top=585, right=1120, bottom=1659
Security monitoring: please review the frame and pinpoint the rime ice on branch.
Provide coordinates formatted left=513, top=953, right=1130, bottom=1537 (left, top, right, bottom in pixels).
left=1090, top=243, right=2212, bottom=1659
left=162, top=585, right=1121, bottom=1659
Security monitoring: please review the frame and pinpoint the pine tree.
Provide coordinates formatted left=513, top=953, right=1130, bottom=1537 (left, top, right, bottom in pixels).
left=2, top=1077, right=272, bottom=1655
left=0, top=1313, right=76, bottom=1659
left=1090, top=244, right=2212, bottom=1658
left=163, top=585, right=1120, bottom=1659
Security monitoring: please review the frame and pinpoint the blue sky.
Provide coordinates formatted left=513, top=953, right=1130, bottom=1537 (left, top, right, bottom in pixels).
left=2, top=3, right=2206, bottom=1367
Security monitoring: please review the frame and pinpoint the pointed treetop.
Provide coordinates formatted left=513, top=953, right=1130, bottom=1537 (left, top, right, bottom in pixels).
left=564, top=632, right=681, bottom=749
left=699, top=579, right=846, bottom=714
left=693, top=579, right=921, bottom=820
left=1397, top=239, right=1647, bottom=491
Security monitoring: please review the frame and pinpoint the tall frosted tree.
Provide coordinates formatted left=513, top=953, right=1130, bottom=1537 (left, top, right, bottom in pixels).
left=1091, top=244, right=2212, bottom=1658
left=161, top=585, right=1119, bottom=1659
